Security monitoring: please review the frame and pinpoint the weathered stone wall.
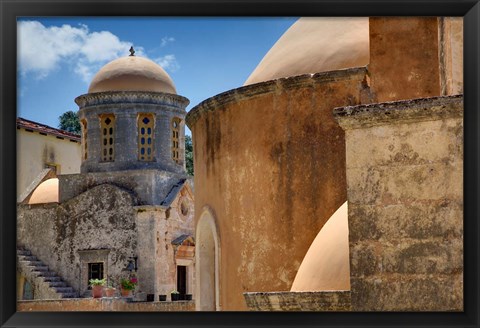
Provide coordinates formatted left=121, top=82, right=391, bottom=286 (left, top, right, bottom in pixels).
left=76, top=91, right=189, bottom=174
left=135, top=188, right=195, bottom=300
left=368, top=17, right=441, bottom=102
left=17, top=298, right=194, bottom=312
left=17, top=184, right=138, bottom=296
left=334, top=95, right=463, bottom=311
left=244, top=291, right=351, bottom=311
left=59, top=169, right=186, bottom=206
left=186, top=67, right=370, bottom=310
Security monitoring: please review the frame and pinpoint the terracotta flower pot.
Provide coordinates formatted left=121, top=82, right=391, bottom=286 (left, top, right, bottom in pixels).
left=121, top=288, right=132, bottom=297
left=92, top=285, right=104, bottom=298
left=105, top=288, right=116, bottom=297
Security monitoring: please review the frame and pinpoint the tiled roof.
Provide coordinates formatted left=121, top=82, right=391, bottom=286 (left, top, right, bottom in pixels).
left=171, top=234, right=195, bottom=246
left=17, top=117, right=81, bottom=142
left=160, top=179, right=186, bottom=207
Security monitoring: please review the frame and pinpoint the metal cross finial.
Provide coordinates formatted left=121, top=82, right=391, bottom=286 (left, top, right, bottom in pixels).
left=129, top=46, right=135, bottom=56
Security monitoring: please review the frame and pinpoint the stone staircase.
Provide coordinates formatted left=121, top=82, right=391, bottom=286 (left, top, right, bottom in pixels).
left=17, top=247, right=78, bottom=299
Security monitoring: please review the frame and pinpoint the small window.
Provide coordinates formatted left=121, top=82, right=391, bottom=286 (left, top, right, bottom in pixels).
left=172, top=118, right=181, bottom=164
left=138, top=113, right=155, bottom=161
left=88, top=262, right=104, bottom=289
left=99, top=114, right=115, bottom=162
left=81, top=119, right=88, bottom=160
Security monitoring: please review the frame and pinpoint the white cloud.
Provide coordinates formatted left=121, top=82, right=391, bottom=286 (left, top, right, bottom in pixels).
left=154, top=54, right=180, bottom=72
left=18, top=21, right=134, bottom=82
left=160, top=36, right=175, bottom=47
left=18, top=21, right=179, bottom=83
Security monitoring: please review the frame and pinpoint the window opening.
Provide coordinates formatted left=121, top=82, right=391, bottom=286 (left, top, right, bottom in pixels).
left=172, top=118, right=181, bottom=163
left=81, top=119, right=88, bottom=160
left=100, top=114, right=115, bottom=162
left=87, top=262, right=104, bottom=289
left=138, top=113, right=155, bottom=161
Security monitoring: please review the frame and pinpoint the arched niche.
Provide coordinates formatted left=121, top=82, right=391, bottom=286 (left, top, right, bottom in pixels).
left=195, top=206, right=221, bottom=311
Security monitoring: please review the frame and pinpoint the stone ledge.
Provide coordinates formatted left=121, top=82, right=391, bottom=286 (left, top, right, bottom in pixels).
left=75, top=91, right=190, bottom=109
left=186, top=66, right=368, bottom=128
left=243, top=291, right=351, bottom=311
left=334, top=95, right=463, bottom=130
left=17, top=298, right=195, bottom=312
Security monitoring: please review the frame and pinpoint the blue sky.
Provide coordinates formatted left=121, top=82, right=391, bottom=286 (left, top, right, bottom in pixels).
left=17, top=17, right=297, bottom=134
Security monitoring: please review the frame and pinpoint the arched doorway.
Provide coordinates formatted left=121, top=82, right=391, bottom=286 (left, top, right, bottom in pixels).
left=196, top=207, right=220, bottom=311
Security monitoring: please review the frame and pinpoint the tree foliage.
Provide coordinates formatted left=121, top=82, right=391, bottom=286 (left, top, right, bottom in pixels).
left=58, top=110, right=81, bottom=134
left=185, top=135, right=194, bottom=176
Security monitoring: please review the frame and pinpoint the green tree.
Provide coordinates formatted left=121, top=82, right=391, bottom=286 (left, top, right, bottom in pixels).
left=185, top=135, right=194, bottom=176
left=58, top=110, right=81, bottom=134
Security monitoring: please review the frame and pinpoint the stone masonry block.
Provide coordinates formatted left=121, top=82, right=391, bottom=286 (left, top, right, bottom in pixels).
left=351, top=274, right=463, bottom=311
left=347, top=162, right=462, bottom=205
left=345, top=118, right=463, bottom=169
left=348, top=201, right=463, bottom=242
left=351, top=238, right=462, bottom=277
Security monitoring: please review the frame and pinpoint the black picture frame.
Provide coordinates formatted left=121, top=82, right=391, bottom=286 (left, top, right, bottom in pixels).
left=1, top=0, right=479, bottom=327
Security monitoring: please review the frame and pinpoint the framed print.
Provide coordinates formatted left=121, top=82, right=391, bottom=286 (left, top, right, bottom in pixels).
left=1, top=0, right=479, bottom=327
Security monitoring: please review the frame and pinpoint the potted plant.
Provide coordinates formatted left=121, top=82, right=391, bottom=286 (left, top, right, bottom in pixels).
left=89, top=278, right=106, bottom=298
left=170, top=290, right=180, bottom=301
left=159, top=294, right=167, bottom=302
left=104, top=282, right=116, bottom=298
left=120, top=277, right=137, bottom=297
left=185, top=294, right=193, bottom=301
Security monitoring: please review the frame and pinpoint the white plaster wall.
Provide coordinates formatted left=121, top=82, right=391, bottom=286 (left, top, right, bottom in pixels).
left=17, top=129, right=81, bottom=198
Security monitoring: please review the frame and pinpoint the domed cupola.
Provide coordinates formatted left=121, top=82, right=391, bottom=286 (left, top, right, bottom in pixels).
left=88, top=55, right=177, bottom=94
left=75, top=48, right=190, bottom=174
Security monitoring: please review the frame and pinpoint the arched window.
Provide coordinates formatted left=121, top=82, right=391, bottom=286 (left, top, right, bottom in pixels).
left=138, top=113, right=155, bottom=161
left=81, top=119, right=88, bottom=160
left=172, top=118, right=181, bottom=163
left=99, top=114, right=115, bottom=162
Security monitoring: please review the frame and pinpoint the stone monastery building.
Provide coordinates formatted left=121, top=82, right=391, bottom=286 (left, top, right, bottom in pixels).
left=18, top=17, right=463, bottom=312
left=17, top=54, right=195, bottom=301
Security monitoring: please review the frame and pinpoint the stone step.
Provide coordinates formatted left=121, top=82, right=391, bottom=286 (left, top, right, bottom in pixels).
left=49, top=281, right=67, bottom=287
left=19, top=255, right=38, bottom=261
left=20, top=260, right=43, bottom=266
left=42, top=276, right=62, bottom=282
left=54, top=287, right=74, bottom=293
left=30, top=265, right=49, bottom=272
left=17, top=247, right=78, bottom=299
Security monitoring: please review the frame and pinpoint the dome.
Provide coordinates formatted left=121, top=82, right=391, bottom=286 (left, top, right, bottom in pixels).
left=88, top=56, right=177, bottom=94
left=290, top=202, right=350, bottom=292
left=28, top=178, right=59, bottom=204
left=244, top=17, right=369, bottom=85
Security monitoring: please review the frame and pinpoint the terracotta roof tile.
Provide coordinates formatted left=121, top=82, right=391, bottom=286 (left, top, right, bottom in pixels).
left=17, top=117, right=80, bottom=142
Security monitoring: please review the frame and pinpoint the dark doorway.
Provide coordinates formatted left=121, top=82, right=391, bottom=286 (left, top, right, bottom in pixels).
left=88, top=262, right=104, bottom=289
left=23, top=280, right=34, bottom=300
left=177, top=265, right=187, bottom=295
